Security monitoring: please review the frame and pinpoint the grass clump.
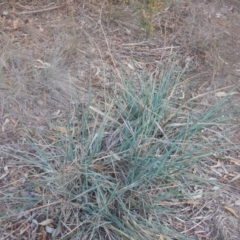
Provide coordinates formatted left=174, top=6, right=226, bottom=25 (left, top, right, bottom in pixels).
left=1, top=67, right=236, bottom=239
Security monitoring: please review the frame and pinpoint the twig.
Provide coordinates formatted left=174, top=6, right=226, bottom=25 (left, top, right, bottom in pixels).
left=16, top=3, right=69, bottom=15
left=99, top=0, right=122, bottom=81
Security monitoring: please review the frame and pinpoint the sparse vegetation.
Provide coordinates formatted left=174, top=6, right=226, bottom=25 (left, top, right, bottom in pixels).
left=139, top=0, right=169, bottom=33
left=1, top=0, right=240, bottom=239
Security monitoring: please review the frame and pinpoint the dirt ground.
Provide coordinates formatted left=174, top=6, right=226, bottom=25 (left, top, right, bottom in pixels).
left=0, top=0, right=240, bottom=239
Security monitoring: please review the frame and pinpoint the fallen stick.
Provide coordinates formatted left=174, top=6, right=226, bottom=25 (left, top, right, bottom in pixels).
left=17, top=3, right=69, bottom=15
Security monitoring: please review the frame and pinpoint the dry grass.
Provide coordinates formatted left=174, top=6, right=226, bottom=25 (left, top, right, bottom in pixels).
left=0, top=0, right=240, bottom=239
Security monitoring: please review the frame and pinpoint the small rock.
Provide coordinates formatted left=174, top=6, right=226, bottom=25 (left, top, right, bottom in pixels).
left=45, top=225, right=55, bottom=234
left=2, top=10, right=9, bottom=16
